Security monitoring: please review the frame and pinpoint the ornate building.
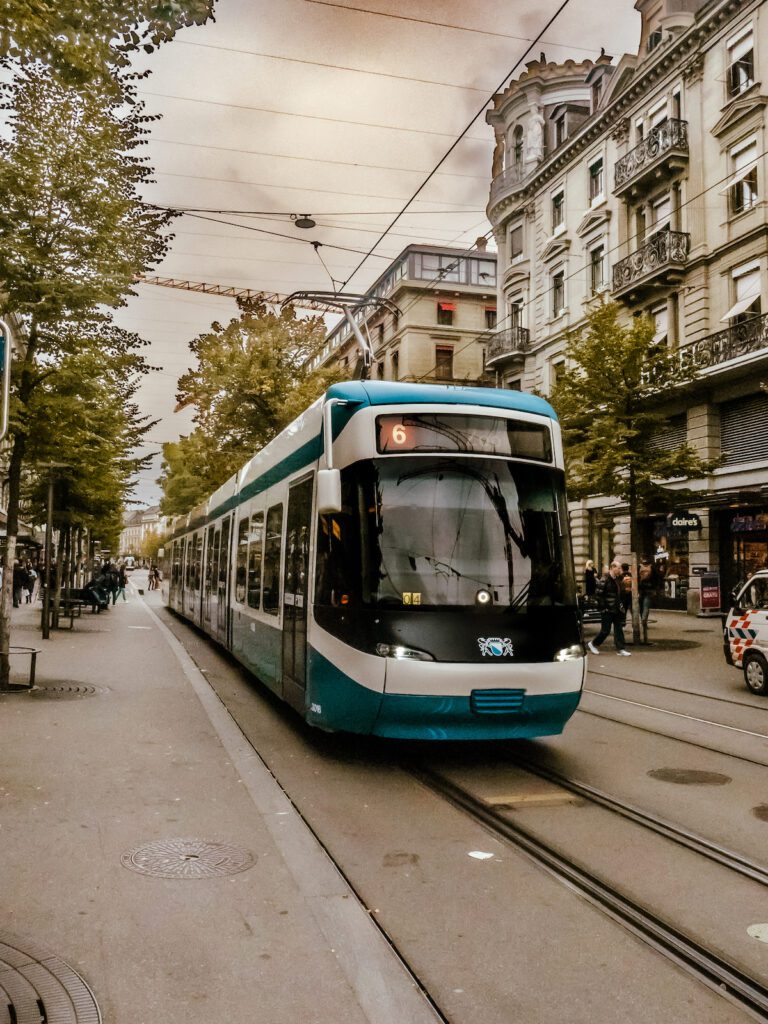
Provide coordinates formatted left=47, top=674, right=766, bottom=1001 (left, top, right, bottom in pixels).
left=486, top=0, right=767, bottom=610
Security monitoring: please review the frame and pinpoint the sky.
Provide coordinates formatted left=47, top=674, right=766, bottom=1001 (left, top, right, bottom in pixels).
left=117, top=0, right=641, bottom=508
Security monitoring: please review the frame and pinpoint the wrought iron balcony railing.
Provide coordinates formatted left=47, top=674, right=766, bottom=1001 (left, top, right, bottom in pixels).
left=612, top=230, right=689, bottom=296
left=484, top=326, right=530, bottom=367
left=614, top=119, right=689, bottom=196
left=678, top=312, right=768, bottom=373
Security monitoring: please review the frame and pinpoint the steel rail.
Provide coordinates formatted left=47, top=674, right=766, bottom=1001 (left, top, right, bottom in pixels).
left=413, top=766, right=768, bottom=1023
left=508, top=756, right=768, bottom=887
left=588, top=668, right=768, bottom=714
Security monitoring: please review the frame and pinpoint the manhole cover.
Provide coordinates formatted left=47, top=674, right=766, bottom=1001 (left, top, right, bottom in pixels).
left=121, top=838, right=255, bottom=878
left=638, top=639, right=701, bottom=651
left=0, top=931, right=101, bottom=1023
left=752, top=804, right=768, bottom=822
left=647, top=768, right=731, bottom=786
left=27, top=684, right=104, bottom=700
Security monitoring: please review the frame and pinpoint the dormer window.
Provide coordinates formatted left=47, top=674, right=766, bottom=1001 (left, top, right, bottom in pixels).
left=727, top=24, right=754, bottom=98
left=552, top=190, right=565, bottom=233
left=647, top=29, right=663, bottom=53
left=555, top=113, right=566, bottom=147
left=591, top=78, right=603, bottom=112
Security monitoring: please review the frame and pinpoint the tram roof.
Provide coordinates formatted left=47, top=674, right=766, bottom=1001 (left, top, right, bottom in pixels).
left=326, top=381, right=557, bottom=420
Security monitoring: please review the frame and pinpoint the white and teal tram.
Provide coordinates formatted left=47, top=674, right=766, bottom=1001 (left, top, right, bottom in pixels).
left=163, top=381, right=585, bottom=739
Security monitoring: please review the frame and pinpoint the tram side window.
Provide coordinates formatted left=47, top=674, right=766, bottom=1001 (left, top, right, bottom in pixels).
left=194, top=533, right=203, bottom=589
left=247, top=511, right=264, bottom=609
left=172, top=542, right=181, bottom=585
left=204, top=526, right=214, bottom=593
left=184, top=539, right=192, bottom=588
left=236, top=516, right=249, bottom=604
left=262, top=504, right=283, bottom=615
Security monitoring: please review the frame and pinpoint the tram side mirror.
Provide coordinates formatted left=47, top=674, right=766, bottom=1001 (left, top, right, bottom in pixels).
left=317, top=468, right=342, bottom=514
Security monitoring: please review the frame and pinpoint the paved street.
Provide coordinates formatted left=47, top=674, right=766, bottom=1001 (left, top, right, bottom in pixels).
left=3, top=574, right=767, bottom=1023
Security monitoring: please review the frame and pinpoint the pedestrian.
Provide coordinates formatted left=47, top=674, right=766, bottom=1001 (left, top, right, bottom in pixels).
left=147, top=565, right=156, bottom=591
left=116, top=564, right=128, bottom=602
left=638, top=558, right=661, bottom=644
left=11, top=560, right=26, bottom=608
left=587, top=560, right=632, bottom=656
left=620, top=562, right=632, bottom=619
left=584, top=559, right=597, bottom=597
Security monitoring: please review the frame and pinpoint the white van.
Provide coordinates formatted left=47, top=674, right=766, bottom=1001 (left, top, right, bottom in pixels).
left=723, top=570, right=768, bottom=694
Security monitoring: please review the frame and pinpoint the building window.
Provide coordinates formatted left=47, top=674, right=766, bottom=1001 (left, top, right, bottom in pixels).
left=647, top=29, right=663, bottom=53
left=485, top=307, right=497, bottom=329
left=590, top=245, right=605, bottom=293
left=724, top=262, right=761, bottom=324
left=550, top=360, right=565, bottom=388
left=649, top=99, right=668, bottom=128
left=415, top=252, right=462, bottom=282
left=635, top=119, right=644, bottom=143
left=591, top=78, right=603, bottom=113
left=510, top=223, right=524, bottom=262
left=552, top=271, right=565, bottom=317
left=588, top=158, right=604, bottom=203
left=555, top=113, right=566, bottom=147
left=509, top=297, right=523, bottom=328
left=435, top=346, right=453, bottom=380
left=377, top=361, right=385, bottom=379
left=727, top=24, right=754, bottom=98
left=392, top=350, right=399, bottom=379
left=552, top=190, right=565, bottom=232
left=513, top=125, right=524, bottom=167
left=377, top=323, right=384, bottom=346
left=507, top=378, right=522, bottom=391
left=650, top=194, right=672, bottom=234
left=728, top=137, right=758, bottom=215
left=437, top=301, right=455, bottom=326
left=650, top=304, right=668, bottom=347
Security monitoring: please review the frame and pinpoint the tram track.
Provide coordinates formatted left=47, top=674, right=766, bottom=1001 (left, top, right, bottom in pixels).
left=412, top=765, right=768, bottom=1023
left=588, top=669, right=768, bottom=713
left=504, top=755, right=768, bottom=886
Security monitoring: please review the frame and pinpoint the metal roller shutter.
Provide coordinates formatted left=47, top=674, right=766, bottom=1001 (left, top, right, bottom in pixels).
left=720, top=393, right=768, bottom=465
left=650, top=414, right=687, bottom=451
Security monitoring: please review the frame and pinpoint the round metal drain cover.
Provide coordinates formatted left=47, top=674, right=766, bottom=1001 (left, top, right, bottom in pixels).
left=121, top=838, right=255, bottom=879
left=638, top=639, right=701, bottom=651
left=648, top=768, right=731, bottom=786
left=28, top=684, right=103, bottom=700
left=0, top=931, right=101, bottom=1023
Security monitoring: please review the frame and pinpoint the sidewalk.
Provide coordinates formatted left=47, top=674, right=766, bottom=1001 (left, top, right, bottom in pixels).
left=0, top=579, right=439, bottom=1024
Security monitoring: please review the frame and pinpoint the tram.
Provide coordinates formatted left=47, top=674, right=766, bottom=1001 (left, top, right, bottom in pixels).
left=163, top=381, right=585, bottom=739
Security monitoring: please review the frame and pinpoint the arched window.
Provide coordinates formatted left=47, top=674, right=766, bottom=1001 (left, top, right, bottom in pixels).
left=513, top=126, right=525, bottom=167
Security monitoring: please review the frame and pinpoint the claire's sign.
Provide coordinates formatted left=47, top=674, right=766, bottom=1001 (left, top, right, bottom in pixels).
left=667, top=511, right=702, bottom=531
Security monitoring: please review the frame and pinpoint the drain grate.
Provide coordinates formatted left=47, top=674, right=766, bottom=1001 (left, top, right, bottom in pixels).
left=121, top=838, right=256, bottom=879
left=26, top=684, right=104, bottom=700
left=0, top=931, right=101, bottom=1023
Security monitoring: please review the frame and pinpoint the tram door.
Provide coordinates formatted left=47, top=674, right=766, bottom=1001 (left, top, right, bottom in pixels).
left=203, top=525, right=215, bottom=628
left=216, top=516, right=232, bottom=647
left=282, top=476, right=313, bottom=711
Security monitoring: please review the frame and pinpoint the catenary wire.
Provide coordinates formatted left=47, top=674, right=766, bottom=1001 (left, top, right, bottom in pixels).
left=341, top=0, right=574, bottom=288
left=303, top=0, right=602, bottom=54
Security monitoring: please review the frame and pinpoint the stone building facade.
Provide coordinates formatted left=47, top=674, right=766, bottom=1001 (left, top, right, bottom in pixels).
left=486, top=0, right=768, bottom=610
left=310, top=243, right=498, bottom=386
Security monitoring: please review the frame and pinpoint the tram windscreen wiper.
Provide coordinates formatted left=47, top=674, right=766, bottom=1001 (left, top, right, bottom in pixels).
left=508, top=580, right=530, bottom=610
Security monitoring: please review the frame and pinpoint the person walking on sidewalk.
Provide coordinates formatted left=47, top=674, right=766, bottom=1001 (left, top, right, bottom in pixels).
left=638, top=557, right=661, bottom=644
left=588, top=560, right=632, bottom=656
left=116, top=564, right=128, bottom=602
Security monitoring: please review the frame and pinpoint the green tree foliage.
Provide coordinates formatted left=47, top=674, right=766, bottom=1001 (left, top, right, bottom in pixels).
left=0, top=0, right=214, bottom=88
left=0, top=68, right=174, bottom=681
left=549, top=302, right=716, bottom=639
left=158, top=301, right=345, bottom=514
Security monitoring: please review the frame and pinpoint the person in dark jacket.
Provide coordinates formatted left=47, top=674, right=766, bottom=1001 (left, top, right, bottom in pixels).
left=12, top=560, right=26, bottom=608
left=587, top=560, right=631, bottom=656
left=584, top=560, right=597, bottom=597
left=638, top=558, right=661, bottom=644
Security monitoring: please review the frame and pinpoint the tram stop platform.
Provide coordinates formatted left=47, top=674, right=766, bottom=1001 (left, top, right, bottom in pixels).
left=0, top=575, right=442, bottom=1024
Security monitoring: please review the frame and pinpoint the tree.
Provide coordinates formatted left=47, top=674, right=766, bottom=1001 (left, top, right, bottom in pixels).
left=0, top=0, right=214, bottom=89
left=0, top=68, right=172, bottom=683
left=549, top=302, right=716, bottom=641
left=158, top=301, right=344, bottom=514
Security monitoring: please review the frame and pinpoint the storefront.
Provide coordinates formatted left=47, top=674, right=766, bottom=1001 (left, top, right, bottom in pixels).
left=718, top=507, right=768, bottom=597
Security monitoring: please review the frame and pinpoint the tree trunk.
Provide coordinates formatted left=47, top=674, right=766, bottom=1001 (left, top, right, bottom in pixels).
left=52, top=529, right=64, bottom=629
left=0, top=434, right=26, bottom=688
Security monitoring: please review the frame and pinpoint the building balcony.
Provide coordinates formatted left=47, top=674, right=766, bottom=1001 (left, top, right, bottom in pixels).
left=489, top=163, right=529, bottom=207
left=678, top=312, right=768, bottom=377
left=484, top=326, right=530, bottom=369
left=613, top=119, right=689, bottom=199
left=612, top=230, right=690, bottom=299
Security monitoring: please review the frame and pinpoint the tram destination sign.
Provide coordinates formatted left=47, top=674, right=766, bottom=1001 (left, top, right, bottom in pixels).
left=667, top=511, right=702, bottom=531
left=376, top=413, right=552, bottom=461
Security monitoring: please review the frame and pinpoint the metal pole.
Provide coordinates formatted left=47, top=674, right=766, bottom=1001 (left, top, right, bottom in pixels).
left=41, top=474, right=54, bottom=640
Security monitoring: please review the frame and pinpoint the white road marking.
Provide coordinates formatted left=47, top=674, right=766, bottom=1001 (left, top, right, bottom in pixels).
left=585, top=689, right=768, bottom=740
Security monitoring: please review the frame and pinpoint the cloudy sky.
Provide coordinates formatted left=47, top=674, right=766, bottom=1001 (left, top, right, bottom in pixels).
left=118, top=0, right=641, bottom=506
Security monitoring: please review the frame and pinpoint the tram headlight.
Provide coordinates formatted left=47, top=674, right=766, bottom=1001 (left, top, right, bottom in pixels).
left=554, top=644, right=585, bottom=662
left=375, top=643, right=434, bottom=662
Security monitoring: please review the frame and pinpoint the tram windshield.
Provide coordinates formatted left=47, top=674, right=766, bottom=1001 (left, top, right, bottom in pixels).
left=315, top=457, right=576, bottom=611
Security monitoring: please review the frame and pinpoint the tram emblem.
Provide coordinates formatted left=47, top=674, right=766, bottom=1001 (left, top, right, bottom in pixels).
left=478, top=637, right=514, bottom=657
